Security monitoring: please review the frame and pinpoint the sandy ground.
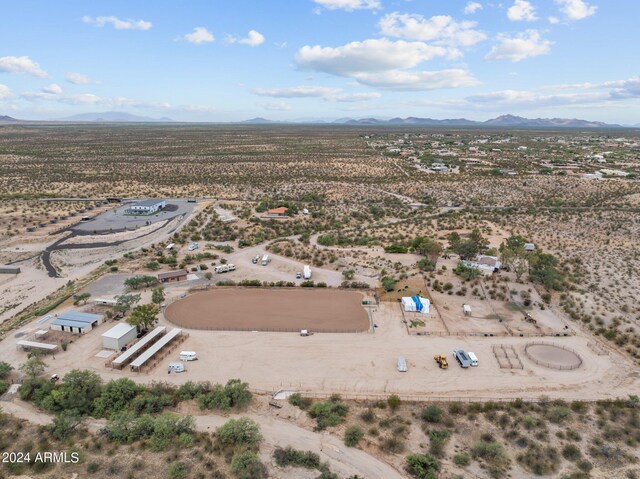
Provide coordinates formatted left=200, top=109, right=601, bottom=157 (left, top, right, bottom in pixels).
left=165, top=288, right=370, bottom=332
left=2, top=302, right=638, bottom=402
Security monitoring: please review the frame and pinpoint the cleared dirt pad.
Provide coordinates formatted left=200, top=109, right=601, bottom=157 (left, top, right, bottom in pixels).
left=165, top=288, right=370, bottom=332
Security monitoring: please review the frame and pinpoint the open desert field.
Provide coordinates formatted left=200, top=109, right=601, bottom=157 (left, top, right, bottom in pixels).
left=165, top=288, right=370, bottom=332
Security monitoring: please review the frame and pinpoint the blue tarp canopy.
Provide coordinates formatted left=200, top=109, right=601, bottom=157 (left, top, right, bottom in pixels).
left=411, top=295, right=423, bottom=312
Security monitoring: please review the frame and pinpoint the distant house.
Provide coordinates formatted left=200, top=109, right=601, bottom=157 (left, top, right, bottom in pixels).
left=158, top=270, right=188, bottom=283
left=0, top=266, right=20, bottom=274
left=462, top=255, right=502, bottom=275
left=127, top=199, right=166, bottom=215
left=266, top=207, right=288, bottom=217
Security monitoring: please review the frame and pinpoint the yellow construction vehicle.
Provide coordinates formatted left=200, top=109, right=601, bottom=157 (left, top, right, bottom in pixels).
left=434, top=354, right=448, bottom=369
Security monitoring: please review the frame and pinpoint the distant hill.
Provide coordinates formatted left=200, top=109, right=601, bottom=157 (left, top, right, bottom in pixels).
left=335, top=114, right=622, bottom=128
left=240, top=117, right=279, bottom=124
left=55, top=112, right=174, bottom=122
left=0, top=115, right=21, bottom=122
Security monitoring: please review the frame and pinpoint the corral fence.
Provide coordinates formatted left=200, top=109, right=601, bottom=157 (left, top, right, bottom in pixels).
left=492, top=344, right=524, bottom=369
left=421, top=331, right=574, bottom=338
left=161, top=324, right=369, bottom=334
left=588, top=341, right=610, bottom=356
left=524, top=340, right=583, bottom=371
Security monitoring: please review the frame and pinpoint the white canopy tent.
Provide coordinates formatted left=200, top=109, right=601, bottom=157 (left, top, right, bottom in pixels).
left=401, top=296, right=430, bottom=314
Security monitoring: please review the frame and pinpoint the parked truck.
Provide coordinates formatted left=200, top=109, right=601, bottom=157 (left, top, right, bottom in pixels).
left=453, top=349, right=472, bottom=368
left=303, top=265, right=311, bottom=279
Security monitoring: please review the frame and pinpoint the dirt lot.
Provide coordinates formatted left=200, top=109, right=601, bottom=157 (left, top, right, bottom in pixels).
left=165, top=288, right=370, bottom=332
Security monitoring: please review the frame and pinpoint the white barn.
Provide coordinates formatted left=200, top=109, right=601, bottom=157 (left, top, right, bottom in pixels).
left=51, top=311, right=104, bottom=334
left=102, top=322, right=137, bottom=350
left=128, top=199, right=166, bottom=214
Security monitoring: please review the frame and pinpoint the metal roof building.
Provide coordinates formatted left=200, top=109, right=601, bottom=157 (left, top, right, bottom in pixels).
left=130, top=328, right=182, bottom=371
left=51, top=311, right=104, bottom=334
left=102, top=322, right=137, bottom=350
left=111, top=326, right=166, bottom=368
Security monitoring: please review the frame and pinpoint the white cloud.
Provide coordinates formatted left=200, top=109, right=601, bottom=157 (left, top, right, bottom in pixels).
left=352, top=69, right=480, bottom=91
left=485, top=30, right=551, bottom=62
left=253, top=85, right=380, bottom=102
left=43, top=84, right=62, bottom=95
left=182, top=27, right=215, bottom=44
left=0, top=56, right=47, bottom=78
left=548, top=16, right=560, bottom=24
left=226, top=30, right=265, bottom=47
left=464, top=2, right=483, bottom=14
left=296, top=38, right=478, bottom=91
left=313, top=0, right=381, bottom=11
left=0, top=84, right=12, bottom=100
left=296, top=38, right=449, bottom=76
left=82, top=15, right=152, bottom=31
left=555, top=0, right=597, bottom=21
left=253, top=86, right=342, bottom=98
left=507, top=0, right=538, bottom=21
left=259, top=101, right=292, bottom=111
left=65, top=72, right=97, bottom=85
left=379, top=12, right=486, bottom=47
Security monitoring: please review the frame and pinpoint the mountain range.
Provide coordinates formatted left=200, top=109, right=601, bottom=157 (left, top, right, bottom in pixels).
left=1, top=112, right=638, bottom=127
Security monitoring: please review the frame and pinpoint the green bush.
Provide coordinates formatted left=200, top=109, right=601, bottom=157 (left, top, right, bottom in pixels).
left=453, top=452, right=471, bottom=466
left=216, top=417, right=262, bottom=448
left=273, top=447, right=321, bottom=469
left=344, top=425, right=364, bottom=447
left=197, top=379, right=252, bottom=411
left=230, top=451, right=267, bottom=479
left=387, top=394, right=401, bottom=411
left=406, top=453, right=440, bottom=479
left=421, top=405, right=443, bottom=423
left=288, top=393, right=312, bottom=410
left=167, top=461, right=188, bottom=479
left=308, top=400, right=349, bottom=431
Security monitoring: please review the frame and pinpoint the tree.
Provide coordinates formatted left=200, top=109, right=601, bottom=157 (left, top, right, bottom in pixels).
left=127, top=303, right=159, bottom=331
left=73, top=292, right=91, bottom=305
left=342, top=269, right=355, bottom=280
left=151, top=286, right=165, bottom=305
left=50, top=411, right=84, bottom=440
left=411, top=236, right=443, bottom=263
left=453, top=262, right=481, bottom=281
left=381, top=276, right=397, bottom=292
left=387, top=394, right=401, bottom=411
left=20, top=355, right=46, bottom=378
left=44, top=369, right=102, bottom=416
left=204, top=272, right=213, bottom=281
left=94, top=378, right=141, bottom=417
left=499, top=235, right=529, bottom=281
left=114, top=293, right=141, bottom=313
left=529, top=251, right=565, bottom=290
left=124, top=275, right=159, bottom=290
left=216, top=417, right=262, bottom=448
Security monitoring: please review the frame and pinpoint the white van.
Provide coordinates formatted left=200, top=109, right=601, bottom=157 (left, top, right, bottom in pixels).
left=397, top=356, right=408, bottom=372
left=468, top=352, right=479, bottom=367
left=227, top=263, right=236, bottom=271
left=179, top=351, right=197, bottom=361
left=168, top=362, right=185, bottom=373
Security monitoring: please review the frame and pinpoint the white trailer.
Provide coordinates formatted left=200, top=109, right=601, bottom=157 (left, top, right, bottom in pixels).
left=179, top=351, right=197, bottom=361
left=215, top=265, right=229, bottom=274
left=397, top=356, right=408, bottom=372
left=166, top=243, right=175, bottom=250
left=168, top=362, right=185, bottom=373
left=227, top=263, right=236, bottom=271
left=261, top=254, right=269, bottom=266
left=303, top=265, right=311, bottom=279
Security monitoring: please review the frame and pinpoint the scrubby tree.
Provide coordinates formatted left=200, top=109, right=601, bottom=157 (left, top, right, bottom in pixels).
left=0, top=361, right=13, bottom=379
left=127, top=303, right=159, bottom=331
left=114, top=293, right=141, bottom=313
left=230, top=451, right=267, bottom=479
left=151, top=286, right=165, bottom=305
left=73, top=292, right=91, bottom=305
left=216, top=417, right=262, bottom=448
left=20, top=355, right=46, bottom=378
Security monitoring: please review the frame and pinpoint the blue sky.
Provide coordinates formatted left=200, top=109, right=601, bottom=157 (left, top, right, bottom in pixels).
left=1, top=0, right=639, bottom=122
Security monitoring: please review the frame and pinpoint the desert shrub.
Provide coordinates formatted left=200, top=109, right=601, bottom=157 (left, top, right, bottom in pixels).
left=288, top=393, right=312, bottom=410
left=387, top=394, right=401, bottom=411
left=167, top=461, right=189, bottom=479
left=471, top=438, right=510, bottom=477
left=308, top=400, right=349, bottom=431
left=360, top=409, right=375, bottom=423
left=562, top=444, right=582, bottom=461
left=197, top=379, right=252, bottom=411
left=0, top=361, right=13, bottom=378
left=428, top=429, right=449, bottom=457
left=421, top=405, right=443, bottom=423
left=216, top=417, right=262, bottom=448
left=344, top=425, right=364, bottom=447
left=230, top=451, right=267, bottom=479
left=405, top=453, right=440, bottom=479
left=547, top=406, right=572, bottom=423
left=273, top=447, right=321, bottom=469
left=453, top=452, right=471, bottom=466
left=380, top=436, right=405, bottom=454
left=93, top=378, right=141, bottom=418
left=517, top=443, right=560, bottom=475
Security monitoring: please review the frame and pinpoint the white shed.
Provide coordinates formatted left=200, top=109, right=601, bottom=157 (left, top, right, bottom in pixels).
left=102, top=323, right=137, bottom=350
left=463, top=304, right=472, bottom=316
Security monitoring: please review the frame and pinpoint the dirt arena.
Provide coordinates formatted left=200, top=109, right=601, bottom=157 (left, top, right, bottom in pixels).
left=165, top=288, right=370, bottom=332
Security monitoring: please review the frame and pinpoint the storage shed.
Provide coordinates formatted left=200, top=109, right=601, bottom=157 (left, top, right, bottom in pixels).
left=102, top=322, right=137, bottom=350
left=51, top=311, right=104, bottom=334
